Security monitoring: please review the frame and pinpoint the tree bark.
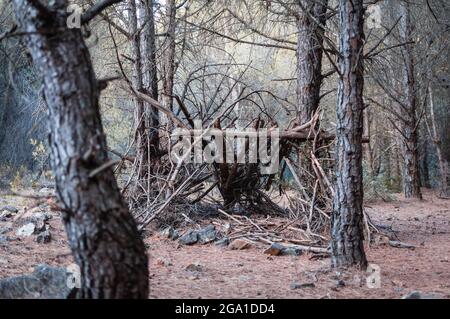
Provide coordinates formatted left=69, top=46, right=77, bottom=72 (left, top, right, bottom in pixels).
left=296, top=0, right=328, bottom=125
left=12, top=0, right=148, bottom=298
left=429, top=88, right=450, bottom=197
left=295, top=0, right=328, bottom=195
left=399, top=1, right=422, bottom=199
left=161, top=0, right=176, bottom=114
left=129, top=0, right=160, bottom=195
left=331, top=0, right=367, bottom=269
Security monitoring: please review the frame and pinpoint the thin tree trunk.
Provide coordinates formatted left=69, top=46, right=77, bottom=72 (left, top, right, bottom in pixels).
left=140, top=0, right=159, bottom=149
left=331, top=0, right=367, bottom=269
left=399, top=1, right=422, bottom=199
left=161, top=0, right=176, bottom=114
left=12, top=0, right=148, bottom=298
left=364, top=108, right=375, bottom=181
left=129, top=0, right=148, bottom=191
left=429, top=88, right=450, bottom=197
left=421, top=140, right=431, bottom=188
left=130, top=0, right=160, bottom=196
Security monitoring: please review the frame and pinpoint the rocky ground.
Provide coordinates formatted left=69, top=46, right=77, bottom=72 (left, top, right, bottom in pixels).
left=0, top=188, right=449, bottom=299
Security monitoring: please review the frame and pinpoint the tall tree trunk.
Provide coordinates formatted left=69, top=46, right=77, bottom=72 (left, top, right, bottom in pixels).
left=331, top=0, right=367, bottom=269
left=295, top=0, right=327, bottom=194
left=130, top=0, right=160, bottom=196
left=296, top=0, right=328, bottom=125
left=399, top=1, right=422, bottom=199
left=429, top=88, right=450, bottom=197
left=161, top=0, right=176, bottom=114
left=12, top=0, right=148, bottom=298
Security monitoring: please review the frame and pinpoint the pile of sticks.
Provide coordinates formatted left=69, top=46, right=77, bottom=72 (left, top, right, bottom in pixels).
left=213, top=209, right=329, bottom=253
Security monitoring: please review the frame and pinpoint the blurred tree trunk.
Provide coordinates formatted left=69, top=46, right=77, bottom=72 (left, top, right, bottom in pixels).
left=364, top=108, right=375, bottom=181
left=129, top=0, right=160, bottom=196
left=140, top=0, right=160, bottom=158
left=12, top=0, right=148, bottom=298
left=399, top=1, right=422, bottom=199
left=161, top=0, right=176, bottom=115
left=429, top=88, right=450, bottom=197
left=421, top=140, right=431, bottom=188
left=331, top=0, right=367, bottom=269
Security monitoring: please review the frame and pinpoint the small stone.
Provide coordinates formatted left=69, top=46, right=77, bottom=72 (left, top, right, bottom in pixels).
left=185, top=263, right=203, bottom=272
left=156, top=258, right=172, bottom=267
left=0, top=235, right=9, bottom=245
left=214, top=237, right=230, bottom=247
left=0, top=223, right=13, bottom=235
left=16, top=223, right=36, bottom=237
left=290, top=282, right=315, bottom=290
left=0, top=257, right=7, bottom=264
left=264, top=243, right=284, bottom=256
left=179, top=230, right=198, bottom=245
left=36, top=230, right=51, bottom=244
left=229, top=239, right=252, bottom=250
left=336, top=280, right=346, bottom=288
left=1, top=205, right=18, bottom=213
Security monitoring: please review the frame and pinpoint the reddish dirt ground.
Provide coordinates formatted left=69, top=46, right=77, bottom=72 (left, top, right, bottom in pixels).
left=1, top=189, right=449, bottom=299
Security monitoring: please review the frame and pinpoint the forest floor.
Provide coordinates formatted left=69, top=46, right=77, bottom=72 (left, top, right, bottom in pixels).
left=0, top=189, right=449, bottom=299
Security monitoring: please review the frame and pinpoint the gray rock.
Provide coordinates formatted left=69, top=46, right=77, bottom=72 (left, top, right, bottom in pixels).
left=179, top=225, right=217, bottom=245
left=0, top=235, right=8, bottom=245
left=16, top=223, right=36, bottom=237
left=36, top=230, right=52, bottom=244
left=179, top=230, right=199, bottom=245
left=402, top=291, right=443, bottom=299
left=1, top=205, right=18, bottom=213
left=197, top=225, right=216, bottom=244
left=30, top=212, right=53, bottom=223
left=0, top=223, right=13, bottom=235
left=215, top=237, right=230, bottom=247
left=290, top=282, right=315, bottom=290
left=0, top=264, right=76, bottom=299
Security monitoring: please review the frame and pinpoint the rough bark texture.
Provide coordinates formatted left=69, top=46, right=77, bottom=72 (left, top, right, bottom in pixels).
left=399, top=1, right=422, bottom=199
left=129, top=0, right=160, bottom=193
left=295, top=0, right=328, bottom=192
left=141, top=0, right=160, bottom=160
left=296, top=0, right=327, bottom=125
left=331, top=0, right=367, bottom=269
left=12, top=0, right=148, bottom=298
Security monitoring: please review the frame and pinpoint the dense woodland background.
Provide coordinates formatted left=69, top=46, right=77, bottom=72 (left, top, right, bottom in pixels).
left=1, top=0, right=449, bottom=196
left=0, top=0, right=449, bottom=298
